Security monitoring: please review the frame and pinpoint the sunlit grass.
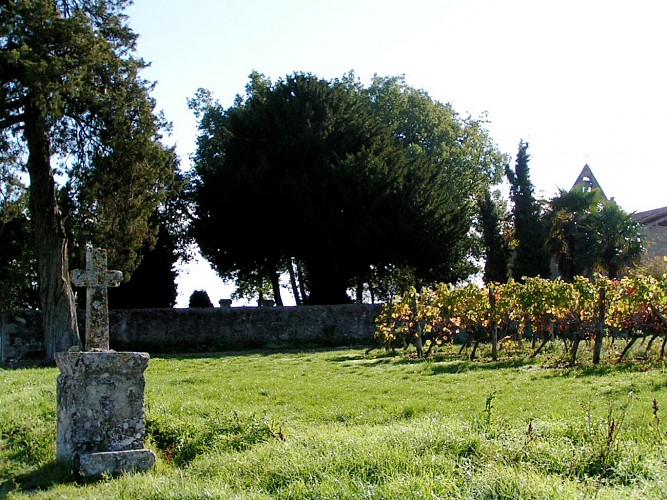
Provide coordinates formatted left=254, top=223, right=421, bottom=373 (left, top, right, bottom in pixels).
left=2, top=345, right=666, bottom=498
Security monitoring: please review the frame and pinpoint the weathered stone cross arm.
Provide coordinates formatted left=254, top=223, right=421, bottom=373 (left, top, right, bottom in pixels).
left=71, top=246, right=122, bottom=351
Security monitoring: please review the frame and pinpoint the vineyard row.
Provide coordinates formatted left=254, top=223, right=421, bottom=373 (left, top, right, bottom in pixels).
left=374, top=275, right=667, bottom=364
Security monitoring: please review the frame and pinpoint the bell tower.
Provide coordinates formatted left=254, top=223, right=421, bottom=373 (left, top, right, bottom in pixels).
left=571, top=164, right=607, bottom=200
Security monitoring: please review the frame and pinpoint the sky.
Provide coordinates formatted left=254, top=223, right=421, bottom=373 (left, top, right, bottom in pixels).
left=125, top=0, right=667, bottom=306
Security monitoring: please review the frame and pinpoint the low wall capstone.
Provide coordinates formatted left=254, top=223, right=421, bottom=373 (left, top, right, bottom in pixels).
left=1, top=304, right=382, bottom=363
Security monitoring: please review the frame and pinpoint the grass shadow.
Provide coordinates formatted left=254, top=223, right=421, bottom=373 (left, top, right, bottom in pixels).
left=428, top=358, right=531, bottom=375
left=540, top=360, right=662, bottom=379
left=331, top=349, right=535, bottom=373
left=0, top=359, right=55, bottom=370
left=152, top=344, right=372, bottom=362
left=1, top=461, right=80, bottom=496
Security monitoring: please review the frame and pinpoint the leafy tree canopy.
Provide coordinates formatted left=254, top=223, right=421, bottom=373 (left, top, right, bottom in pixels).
left=546, top=188, right=602, bottom=281
left=190, top=72, right=505, bottom=304
left=1, top=0, right=180, bottom=357
left=546, top=188, right=644, bottom=280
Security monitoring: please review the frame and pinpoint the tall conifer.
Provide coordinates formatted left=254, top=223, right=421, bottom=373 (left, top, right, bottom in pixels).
left=505, top=141, right=551, bottom=280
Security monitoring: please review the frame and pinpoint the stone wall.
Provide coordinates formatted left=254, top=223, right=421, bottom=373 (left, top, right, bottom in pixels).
left=643, top=226, right=667, bottom=258
left=0, top=310, right=45, bottom=361
left=1, top=304, right=382, bottom=363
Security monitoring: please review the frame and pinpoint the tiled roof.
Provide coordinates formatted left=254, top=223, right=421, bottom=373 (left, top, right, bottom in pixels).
left=633, top=206, right=667, bottom=227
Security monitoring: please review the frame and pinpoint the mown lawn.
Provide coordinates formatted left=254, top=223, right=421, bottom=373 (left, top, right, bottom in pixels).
left=1, top=344, right=666, bottom=499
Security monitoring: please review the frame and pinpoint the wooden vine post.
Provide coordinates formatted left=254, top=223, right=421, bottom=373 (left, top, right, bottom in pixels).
left=593, top=285, right=607, bottom=364
left=489, top=287, right=498, bottom=361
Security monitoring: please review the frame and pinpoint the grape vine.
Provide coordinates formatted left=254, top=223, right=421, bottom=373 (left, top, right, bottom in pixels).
left=375, top=275, right=667, bottom=363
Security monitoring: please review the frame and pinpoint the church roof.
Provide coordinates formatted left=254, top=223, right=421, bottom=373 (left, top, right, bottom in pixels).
left=633, top=206, right=667, bottom=227
left=571, top=164, right=607, bottom=200
left=569, top=164, right=667, bottom=229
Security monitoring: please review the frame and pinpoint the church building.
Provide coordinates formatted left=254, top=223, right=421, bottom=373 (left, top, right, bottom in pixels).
left=571, top=164, right=667, bottom=259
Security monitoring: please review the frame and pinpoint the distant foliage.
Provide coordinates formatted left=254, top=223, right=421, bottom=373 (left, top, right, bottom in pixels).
left=477, top=189, right=510, bottom=284
left=0, top=215, right=39, bottom=311
left=190, top=73, right=506, bottom=305
left=630, top=255, right=667, bottom=281
left=189, top=290, right=214, bottom=308
left=505, top=141, right=551, bottom=280
left=546, top=189, right=645, bottom=280
left=109, top=223, right=179, bottom=309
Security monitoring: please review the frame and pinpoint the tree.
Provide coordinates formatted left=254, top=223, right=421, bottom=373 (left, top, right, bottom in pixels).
left=108, top=222, right=179, bottom=309
left=188, top=290, right=213, bottom=308
left=506, top=141, right=551, bottom=280
left=190, top=72, right=399, bottom=305
left=365, top=76, right=506, bottom=289
left=546, top=189, right=600, bottom=281
left=546, top=189, right=644, bottom=281
left=0, top=214, right=39, bottom=310
left=102, top=168, right=188, bottom=310
left=0, top=168, right=38, bottom=310
left=190, top=73, right=505, bottom=304
left=477, top=189, right=510, bottom=284
left=1, top=1, right=178, bottom=359
left=595, top=203, right=644, bottom=279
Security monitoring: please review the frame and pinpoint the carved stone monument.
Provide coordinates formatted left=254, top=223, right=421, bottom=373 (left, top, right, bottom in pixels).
left=70, top=246, right=122, bottom=351
left=56, top=246, right=155, bottom=478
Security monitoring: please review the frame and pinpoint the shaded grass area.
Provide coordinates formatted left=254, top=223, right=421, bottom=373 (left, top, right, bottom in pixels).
left=1, top=346, right=666, bottom=498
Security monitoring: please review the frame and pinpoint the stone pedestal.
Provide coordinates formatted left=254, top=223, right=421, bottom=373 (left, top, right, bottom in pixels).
left=55, top=351, right=155, bottom=477
left=218, top=299, right=233, bottom=308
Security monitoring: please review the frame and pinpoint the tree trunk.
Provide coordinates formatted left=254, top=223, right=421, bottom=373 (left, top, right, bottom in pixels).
left=412, top=296, right=423, bottom=357
left=267, top=262, right=283, bottom=306
left=296, top=261, right=308, bottom=304
left=25, top=97, right=81, bottom=361
left=530, top=336, right=549, bottom=359
left=530, top=324, right=537, bottom=349
left=517, top=318, right=524, bottom=348
left=355, top=279, right=363, bottom=304
left=458, top=336, right=470, bottom=355
left=287, top=258, right=302, bottom=306
left=570, top=335, right=582, bottom=366
left=645, top=334, right=658, bottom=356
left=470, top=340, right=479, bottom=361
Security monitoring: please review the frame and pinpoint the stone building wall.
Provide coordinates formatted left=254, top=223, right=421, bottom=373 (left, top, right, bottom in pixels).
left=1, top=304, right=382, bottom=363
left=642, top=226, right=667, bottom=258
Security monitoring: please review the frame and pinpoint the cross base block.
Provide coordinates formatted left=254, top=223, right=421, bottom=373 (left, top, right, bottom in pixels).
left=78, top=449, right=156, bottom=478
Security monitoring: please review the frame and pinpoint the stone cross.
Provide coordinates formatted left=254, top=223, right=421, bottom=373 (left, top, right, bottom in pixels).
left=71, top=246, right=122, bottom=351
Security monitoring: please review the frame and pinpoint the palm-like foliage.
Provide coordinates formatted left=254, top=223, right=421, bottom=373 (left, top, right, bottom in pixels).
left=546, top=189, right=644, bottom=280
left=547, top=189, right=601, bottom=281
left=596, top=203, right=644, bottom=279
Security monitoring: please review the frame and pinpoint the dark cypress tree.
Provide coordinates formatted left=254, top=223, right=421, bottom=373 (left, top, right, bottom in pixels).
left=189, top=290, right=213, bottom=308
left=505, top=141, right=551, bottom=280
left=478, top=189, right=510, bottom=284
left=108, top=223, right=178, bottom=309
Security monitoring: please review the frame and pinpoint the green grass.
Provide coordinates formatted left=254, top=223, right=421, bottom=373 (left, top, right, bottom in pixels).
left=1, top=344, right=666, bottom=499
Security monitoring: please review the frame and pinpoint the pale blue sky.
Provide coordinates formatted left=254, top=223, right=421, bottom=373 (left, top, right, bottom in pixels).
left=126, top=0, right=667, bottom=305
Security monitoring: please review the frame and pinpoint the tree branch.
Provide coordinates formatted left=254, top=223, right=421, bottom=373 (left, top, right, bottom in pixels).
left=0, top=112, right=26, bottom=130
